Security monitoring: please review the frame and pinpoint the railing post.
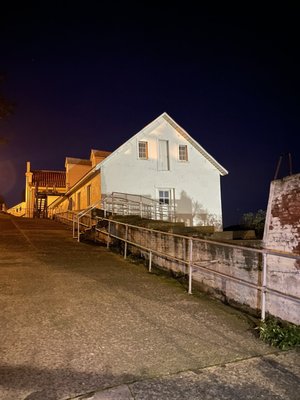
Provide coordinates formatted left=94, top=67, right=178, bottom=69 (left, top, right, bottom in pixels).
left=188, top=238, right=193, bottom=294
left=183, top=237, right=186, bottom=274
left=107, top=220, right=111, bottom=248
left=149, top=251, right=152, bottom=272
left=261, top=252, right=267, bottom=320
left=124, top=224, right=128, bottom=259
left=72, top=215, right=75, bottom=238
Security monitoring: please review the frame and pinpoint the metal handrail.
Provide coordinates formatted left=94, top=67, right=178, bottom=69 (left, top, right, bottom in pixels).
left=65, top=191, right=176, bottom=241
left=54, top=211, right=300, bottom=322
left=94, top=216, right=300, bottom=322
left=103, top=192, right=175, bottom=221
left=73, top=199, right=104, bottom=241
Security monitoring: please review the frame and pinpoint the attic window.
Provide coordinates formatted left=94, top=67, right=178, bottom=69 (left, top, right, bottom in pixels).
left=179, top=145, right=188, bottom=161
left=138, top=141, right=148, bottom=159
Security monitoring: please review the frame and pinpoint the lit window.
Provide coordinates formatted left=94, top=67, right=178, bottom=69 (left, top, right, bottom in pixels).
left=138, top=141, right=148, bottom=159
left=159, top=190, right=170, bottom=205
left=179, top=145, right=188, bottom=161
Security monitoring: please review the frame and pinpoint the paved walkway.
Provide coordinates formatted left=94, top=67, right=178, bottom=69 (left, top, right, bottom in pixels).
left=0, top=213, right=299, bottom=400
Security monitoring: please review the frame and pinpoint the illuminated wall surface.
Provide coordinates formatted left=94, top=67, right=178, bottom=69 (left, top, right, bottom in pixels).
left=9, top=114, right=227, bottom=228
left=50, top=113, right=228, bottom=229
left=100, top=115, right=226, bottom=228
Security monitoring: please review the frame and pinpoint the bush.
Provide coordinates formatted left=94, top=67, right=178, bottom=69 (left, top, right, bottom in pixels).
left=258, top=318, right=300, bottom=350
left=241, top=209, right=266, bottom=238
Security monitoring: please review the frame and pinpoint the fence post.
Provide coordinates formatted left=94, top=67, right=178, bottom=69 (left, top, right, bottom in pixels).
left=188, top=238, right=193, bottom=294
left=261, top=252, right=267, bottom=320
left=107, top=220, right=111, bottom=249
left=124, top=224, right=128, bottom=259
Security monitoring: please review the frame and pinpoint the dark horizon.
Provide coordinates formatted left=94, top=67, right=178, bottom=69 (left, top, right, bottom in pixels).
left=1, top=8, right=299, bottom=227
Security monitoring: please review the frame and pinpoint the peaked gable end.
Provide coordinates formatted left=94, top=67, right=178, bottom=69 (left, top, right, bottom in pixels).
left=96, top=113, right=228, bottom=176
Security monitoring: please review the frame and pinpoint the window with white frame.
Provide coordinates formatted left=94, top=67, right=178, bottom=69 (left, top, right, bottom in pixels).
left=138, top=141, right=148, bottom=159
left=158, top=190, right=170, bottom=205
left=179, top=144, right=188, bottom=161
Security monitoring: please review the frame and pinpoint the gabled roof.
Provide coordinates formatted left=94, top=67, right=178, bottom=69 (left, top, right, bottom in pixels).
left=90, top=149, right=112, bottom=158
left=162, top=113, right=228, bottom=176
left=32, top=170, right=66, bottom=188
left=65, top=157, right=92, bottom=166
left=95, top=112, right=228, bottom=176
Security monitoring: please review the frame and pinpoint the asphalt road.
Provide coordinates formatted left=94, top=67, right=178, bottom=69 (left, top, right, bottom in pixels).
left=0, top=213, right=299, bottom=400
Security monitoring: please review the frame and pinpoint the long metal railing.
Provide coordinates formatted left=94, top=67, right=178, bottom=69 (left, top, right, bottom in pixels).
left=54, top=212, right=300, bottom=323
left=102, top=192, right=175, bottom=221
left=94, top=216, right=300, bottom=322
left=56, top=192, right=176, bottom=242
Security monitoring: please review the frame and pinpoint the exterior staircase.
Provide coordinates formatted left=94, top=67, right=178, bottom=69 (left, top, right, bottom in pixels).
left=34, top=194, right=47, bottom=218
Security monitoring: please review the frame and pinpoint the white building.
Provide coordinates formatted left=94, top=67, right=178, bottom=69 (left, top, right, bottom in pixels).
left=49, top=113, right=228, bottom=229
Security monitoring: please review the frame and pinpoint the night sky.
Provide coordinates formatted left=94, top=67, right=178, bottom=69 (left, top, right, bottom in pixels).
left=1, top=6, right=299, bottom=227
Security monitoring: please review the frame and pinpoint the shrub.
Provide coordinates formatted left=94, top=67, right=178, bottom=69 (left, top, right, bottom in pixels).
left=258, top=318, right=300, bottom=350
left=241, top=209, right=266, bottom=238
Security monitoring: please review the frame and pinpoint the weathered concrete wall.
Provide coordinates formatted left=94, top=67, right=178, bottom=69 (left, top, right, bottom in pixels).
left=262, top=173, right=300, bottom=324
left=264, top=173, right=300, bottom=256
left=105, top=223, right=299, bottom=324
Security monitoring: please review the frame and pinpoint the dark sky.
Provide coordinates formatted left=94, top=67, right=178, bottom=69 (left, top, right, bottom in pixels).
left=1, top=6, right=299, bottom=227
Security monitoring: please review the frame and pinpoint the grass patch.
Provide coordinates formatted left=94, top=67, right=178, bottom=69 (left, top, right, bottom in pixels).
left=257, top=317, right=300, bottom=350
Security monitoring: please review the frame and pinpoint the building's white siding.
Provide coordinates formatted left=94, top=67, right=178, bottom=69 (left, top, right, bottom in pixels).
left=100, top=120, right=223, bottom=228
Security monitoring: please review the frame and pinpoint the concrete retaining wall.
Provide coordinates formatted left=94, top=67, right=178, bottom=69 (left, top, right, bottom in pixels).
left=105, top=222, right=299, bottom=325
